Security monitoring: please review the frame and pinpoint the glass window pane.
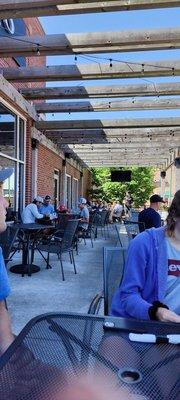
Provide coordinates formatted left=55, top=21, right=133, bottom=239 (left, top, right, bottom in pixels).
left=0, top=103, right=16, bottom=158
left=19, top=118, right=25, bottom=161
left=0, top=156, right=16, bottom=209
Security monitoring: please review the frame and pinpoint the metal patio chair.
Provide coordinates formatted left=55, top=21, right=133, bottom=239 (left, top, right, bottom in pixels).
left=36, top=219, right=79, bottom=281
left=124, top=220, right=145, bottom=241
left=88, top=246, right=127, bottom=315
left=0, top=225, right=20, bottom=265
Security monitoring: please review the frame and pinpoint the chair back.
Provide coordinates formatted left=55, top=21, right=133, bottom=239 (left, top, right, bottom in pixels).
left=61, top=219, right=79, bottom=252
left=56, top=213, right=72, bottom=230
left=0, top=226, right=19, bottom=264
left=124, top=220, right=144, bottom=240
left=103, top=246, right=127, bottom=315
left=100, top=210, right=108, bottom=225
left=130, top=210, right=139, bottom=222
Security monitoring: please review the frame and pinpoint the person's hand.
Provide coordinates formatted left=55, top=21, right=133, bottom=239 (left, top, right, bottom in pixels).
left=48, top=376, right=142, bottom=400
left=156, top=308, right=180, bottom=323
left=0, top=195, right=8, bottom=233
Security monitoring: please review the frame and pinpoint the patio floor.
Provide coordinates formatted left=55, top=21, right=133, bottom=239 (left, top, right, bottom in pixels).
left=7, top=225, right=125, bottom=335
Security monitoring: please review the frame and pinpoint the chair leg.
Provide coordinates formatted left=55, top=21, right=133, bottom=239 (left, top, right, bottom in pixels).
left=90, top=231, right=94, bottom=248
left=71, top=250, right=77, bottom=274
left=69, top=251, right=72, bottom=264
left=59, top=253, right=65, bottom=281
left=46, top=252, right=52, bottom=269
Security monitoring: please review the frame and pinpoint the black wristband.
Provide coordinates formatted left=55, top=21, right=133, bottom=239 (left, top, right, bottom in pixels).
left=148, top=301, right=169, bottom=320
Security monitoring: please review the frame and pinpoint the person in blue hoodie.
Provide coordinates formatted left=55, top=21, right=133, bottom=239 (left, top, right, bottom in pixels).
left=111, top=190, right=180, bottom=323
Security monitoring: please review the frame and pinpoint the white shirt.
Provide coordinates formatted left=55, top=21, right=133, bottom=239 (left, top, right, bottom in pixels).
left=113, top=204, right=123, bottom=214
left=22, top=203, right=44, bottom=224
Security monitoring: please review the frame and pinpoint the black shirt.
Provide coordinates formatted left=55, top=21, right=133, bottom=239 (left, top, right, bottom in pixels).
left=138, top=207, right=161, bottom=232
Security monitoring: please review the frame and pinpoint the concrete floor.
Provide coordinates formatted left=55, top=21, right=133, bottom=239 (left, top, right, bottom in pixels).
left=7, top=225, right=122, bottom=335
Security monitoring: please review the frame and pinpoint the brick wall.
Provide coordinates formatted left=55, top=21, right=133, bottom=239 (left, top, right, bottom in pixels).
left=66, top=162, right=81, bottom=180
left=37, top=144, right=63, bottom=199
left=82, top=168, right=92, bottom=199
left=0, top=17, right=45, bottom=90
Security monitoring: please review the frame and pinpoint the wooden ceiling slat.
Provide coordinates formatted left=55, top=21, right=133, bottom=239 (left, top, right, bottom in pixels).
left=1, top=28, right=180, bottom=57
left=21, top=82, right=180, bottom=100
left=35, top=97, right=180, bottom=113
left=0, top=1, right=179, bottom=18
left=2, top=59, right=180, bottom=82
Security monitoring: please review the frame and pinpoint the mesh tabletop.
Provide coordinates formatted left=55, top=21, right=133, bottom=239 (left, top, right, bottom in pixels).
left=0, top=313, right=179, bottom=400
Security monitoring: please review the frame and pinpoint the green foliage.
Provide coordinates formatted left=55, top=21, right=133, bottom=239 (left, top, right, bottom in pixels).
left=89, top=167, right=155, bottom=207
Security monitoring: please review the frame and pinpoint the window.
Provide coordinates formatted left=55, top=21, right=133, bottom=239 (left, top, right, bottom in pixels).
left=0, top=102, right=26, bottom=213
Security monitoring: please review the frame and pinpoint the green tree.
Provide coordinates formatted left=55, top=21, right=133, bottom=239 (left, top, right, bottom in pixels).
left=89, top=167, right=155, bottom=207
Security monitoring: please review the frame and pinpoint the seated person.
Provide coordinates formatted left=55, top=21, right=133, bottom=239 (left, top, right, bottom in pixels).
left=22, top=196, right=44, bottom=224
left=57, top=204, right=68, bottom=213
left=111, top=190, right=180, bottom=323
left=78, top=198, right=89, bottom=231
left=138, top=194, right=165, bottom=232
left=40, top=195, right=55, bottom=217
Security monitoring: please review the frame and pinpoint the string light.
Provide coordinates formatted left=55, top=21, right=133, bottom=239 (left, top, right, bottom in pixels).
left=36, top=45, right=40, bottom=56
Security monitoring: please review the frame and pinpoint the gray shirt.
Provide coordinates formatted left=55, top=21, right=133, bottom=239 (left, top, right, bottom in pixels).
left=164, top=238, right=180, bottom=314
left=79, top=206, right=89, bottom=230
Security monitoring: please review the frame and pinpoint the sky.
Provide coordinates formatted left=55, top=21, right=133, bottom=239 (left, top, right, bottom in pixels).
left=40, top=7, right=180, bottom=121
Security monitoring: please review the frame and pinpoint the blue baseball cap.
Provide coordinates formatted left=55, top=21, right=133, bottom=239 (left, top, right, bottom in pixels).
left=0, top=168, right=14, bottom=183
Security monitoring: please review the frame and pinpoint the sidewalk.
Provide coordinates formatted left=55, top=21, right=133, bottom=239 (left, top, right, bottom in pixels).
left=7, top=226, right=119, bottom=335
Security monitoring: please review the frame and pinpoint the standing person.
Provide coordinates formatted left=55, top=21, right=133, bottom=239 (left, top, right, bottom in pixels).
left=22, top=196, right=44, bottom=224
left=111, top=190, right=180, bottom=322
left=0, top=168, right=14, bottom=355
left=40, top=195, right=55, bottom=217
left=78, top=198, right=89, bottom=231
left=109, top=201, right=123, bottom=223
left=138, top=194, right=165, bottom=232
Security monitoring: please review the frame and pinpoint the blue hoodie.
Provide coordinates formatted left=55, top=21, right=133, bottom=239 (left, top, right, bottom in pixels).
left=111, top=227, right=168, bottom=320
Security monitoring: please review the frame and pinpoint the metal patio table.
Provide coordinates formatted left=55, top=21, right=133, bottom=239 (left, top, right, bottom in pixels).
left=0, top=312, right=179, bottom=400
left=9, top=223, right=55, bottom=277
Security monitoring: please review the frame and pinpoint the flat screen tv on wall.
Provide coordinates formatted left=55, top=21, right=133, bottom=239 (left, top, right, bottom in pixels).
left=111, top=170, right=132, bottom=182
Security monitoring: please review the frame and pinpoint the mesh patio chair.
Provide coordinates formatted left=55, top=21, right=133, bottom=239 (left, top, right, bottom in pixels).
left=36, top=219, right=79, bottom=281
left=124, top=220, right=145, bottom=241
left=88, top=246, right=127, bottom=315
left=130, top=209, right=139, bottom=222
left=0, top=225, right=20, bottom=265
left=92, top=210, right=109, bottom=239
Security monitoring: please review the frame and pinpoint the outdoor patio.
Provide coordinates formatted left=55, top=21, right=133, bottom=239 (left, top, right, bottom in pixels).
left=7, top=225, right=122, bottom=335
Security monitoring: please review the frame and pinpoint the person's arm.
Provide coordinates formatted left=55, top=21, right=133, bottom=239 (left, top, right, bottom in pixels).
left=0, top=300, right=14, bottom=355
left=31, top=204, right=44, bottom=220
left=115, top=233, right=153, bottom=320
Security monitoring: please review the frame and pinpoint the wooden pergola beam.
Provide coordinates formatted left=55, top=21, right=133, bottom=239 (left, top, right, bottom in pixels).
left=36, top=117, right=180, bottom=130
left=35, top=97, right=180, bottom=113
left=0, top=75, right=37, bottom=120
left=46, top=128, right=180, bottom=137
left=2, top=59, right=179, bottom=82
left=1, top=28, right=180, bottom=57
left=70, top=143, right=177, bottom=150
left=21, top=82, right=180, bottom=100
left=71, top=148, right=172, bottom=154
left=0, top=1, right=179, bottom=18
left=87, top=162, right=164, bottom=166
